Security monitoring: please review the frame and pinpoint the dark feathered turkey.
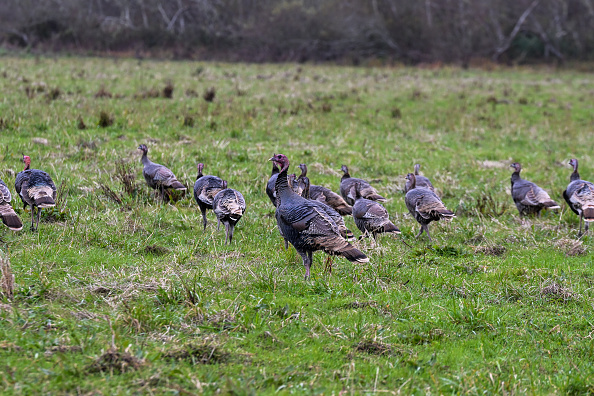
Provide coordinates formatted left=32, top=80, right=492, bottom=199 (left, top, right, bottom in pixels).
left=15, top=155, right=57, bottom=231
left=350, top=183, right=400, bottom=239
left=404, top=164, right=435, bottom=193
left=193, top=163, right=226, bottom=230
left=295, top=164, right=352, bottom=216
left=405, top=173, right=454, bottom=241
left=290, top=173, right=353, bottom=240
left=340, top=165, right=385, bottom=206
left=271, top=154, right=368, bottom=279
left=266, top=162, right=280, bottom=206
left=213, top=181, right=246, bottom=244
left=138, top=144, right=186, bottom=202
left=0, top=178, right=22, bottom=231
left=563, top=159, right=594, bottom=236
left=510, top=162, right=560, bottom=216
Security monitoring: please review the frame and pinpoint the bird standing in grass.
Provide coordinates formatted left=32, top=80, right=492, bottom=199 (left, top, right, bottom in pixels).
left=404, top=164, right=435, bottom=193
left=510, top=162, right=560, bottom=216
left=138, top=144, right=186, bottom=202
left=563, top=159, right=594, bottom=237
left=351, top=182, right=400, bottom=239
left=405, top=173, right=454, bottom=241
left=213, top=181, right=246, bottom=244
left=271, top=154, right=368, bottom=279
left=289, top=173, right=353, bottom=240
left=296, top=164, right=352, bottom=216
left=194, top=163, right=226, bottom=230
left=0, top=178, right=23, bottom=231
left=266, top=161, right=280, bottom=207
left=15, top=155, right=57, bottom=231
left=340, top=165, right=386, bottom=206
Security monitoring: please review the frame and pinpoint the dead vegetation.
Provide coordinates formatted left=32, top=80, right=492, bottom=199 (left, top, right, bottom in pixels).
left=541, top=282, right=575, bottom=302
left=87, top=347, right=144, bottom=374
left=555, top=238, right=586, bottom=257
left=162, top=340, right=230, bottom=364
left=94, top=86, right=113, bottom=98
left=98, top=111, right=114, bottom=128
left=354, top=339, right=394, bottom=356
left=473, top=244, right=506, bottom=256
left=0, top=255, right=14, bottom=300
left=203, top=87, right=216, bottom=102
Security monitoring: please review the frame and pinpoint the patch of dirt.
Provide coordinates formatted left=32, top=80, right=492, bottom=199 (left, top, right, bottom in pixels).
left=354, top=339, right=393, bottom=356
left=473, top=245, right=506, bottom=256
left=555, top=238, right=586, bottom=257
left=87, top=348, right=144, bottom=373
left=162, top=342, right=229, bottom=364
left=541, top=282, right=574, bottom=301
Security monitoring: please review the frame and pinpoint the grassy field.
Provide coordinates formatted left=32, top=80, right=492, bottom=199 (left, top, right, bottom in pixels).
left=0, top=56, right=593, bottom=394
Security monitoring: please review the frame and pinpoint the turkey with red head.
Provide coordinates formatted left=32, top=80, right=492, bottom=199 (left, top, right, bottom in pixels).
left=271, top=154, right=368, bottom=279
left=15, top=155, right=57, bottom=231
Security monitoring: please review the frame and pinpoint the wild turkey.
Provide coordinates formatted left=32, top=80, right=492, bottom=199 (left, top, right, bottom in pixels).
left=510, top=162, right=560, bottom=216
left=563, top=159, right=594, bottom=236
left=404, top=164, right=435, bottom=193
left=15, top=155, right=57, bottom=231
left=405, top=173, right=455, bottom=241
left=350, top=183, right=400, bottom=239
left=138, top=144, right=186, bottom=202
left=212, top=181, right=246, bottom=244
left=0, top=178, right=23, bottom=231
left=266, top=161, right=280, bottom=206
left=290, top=173, right=353, bottom=240
left=270, top=154, right=368, bottom=279
left=340, top=165, right=386, bottom=206
left=296, top=164, right=352, bottom=216
left=194, top=163, right=226, bottom=230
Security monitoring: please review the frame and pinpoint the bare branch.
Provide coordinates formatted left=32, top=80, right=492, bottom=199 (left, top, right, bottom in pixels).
left=492, top=0, right=541, bottom=61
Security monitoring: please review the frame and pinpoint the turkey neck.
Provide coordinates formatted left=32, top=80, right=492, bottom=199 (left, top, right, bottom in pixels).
left=140, top=150, right=152, bottom=166
left=271, top=163, right=279, bottom=176
left=510, top=169, right=521, bottom=184
left=571, top=164, right=580, bottom=181
left=408, top=174, right=416, bottom=189
left=275, top=164, right=294, bottom=202
left=341, top=169, right=350, bottom=181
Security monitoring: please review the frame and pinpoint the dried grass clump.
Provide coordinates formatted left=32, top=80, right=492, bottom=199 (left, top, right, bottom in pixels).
left=162, top=341, right=229, bottom=364
left=87, top=348, right=144, bottom=374
left=77, top=116, right=86, bottom=130
left=94, top=87, right=113, bottom=98
left=354, top=339, right=393, bottom=356
left=203, top=87, right=216, bottom=102
left=144, top=244, right=169, bottom=256
left=183, top=115, right=195, bottom=127
left=98, top=111, right=114, bottom=128
left=0, top=118, right=8, bottom=130
left=162, top=82, right=174, bottom=99
left=555, top=238, right=586, bottom=257
left=473, top=244, right=506, bottom=256
left=115, top=160, right=137, bottom=196
left=541, top=282, right=574, bottom=302
left=46, top=87, right=61, bottom=101
left=0, top=255, right=14, bottom=300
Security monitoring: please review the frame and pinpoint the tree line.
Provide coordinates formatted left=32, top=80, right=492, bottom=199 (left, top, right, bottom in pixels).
left=1, top=0, right=593, bottom=63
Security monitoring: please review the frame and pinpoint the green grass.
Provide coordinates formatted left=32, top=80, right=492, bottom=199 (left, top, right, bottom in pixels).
left=1, top=56, right=594, bottom=394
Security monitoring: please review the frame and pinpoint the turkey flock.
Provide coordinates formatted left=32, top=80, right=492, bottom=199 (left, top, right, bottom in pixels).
left=1, top=148, right=592, bottom=279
